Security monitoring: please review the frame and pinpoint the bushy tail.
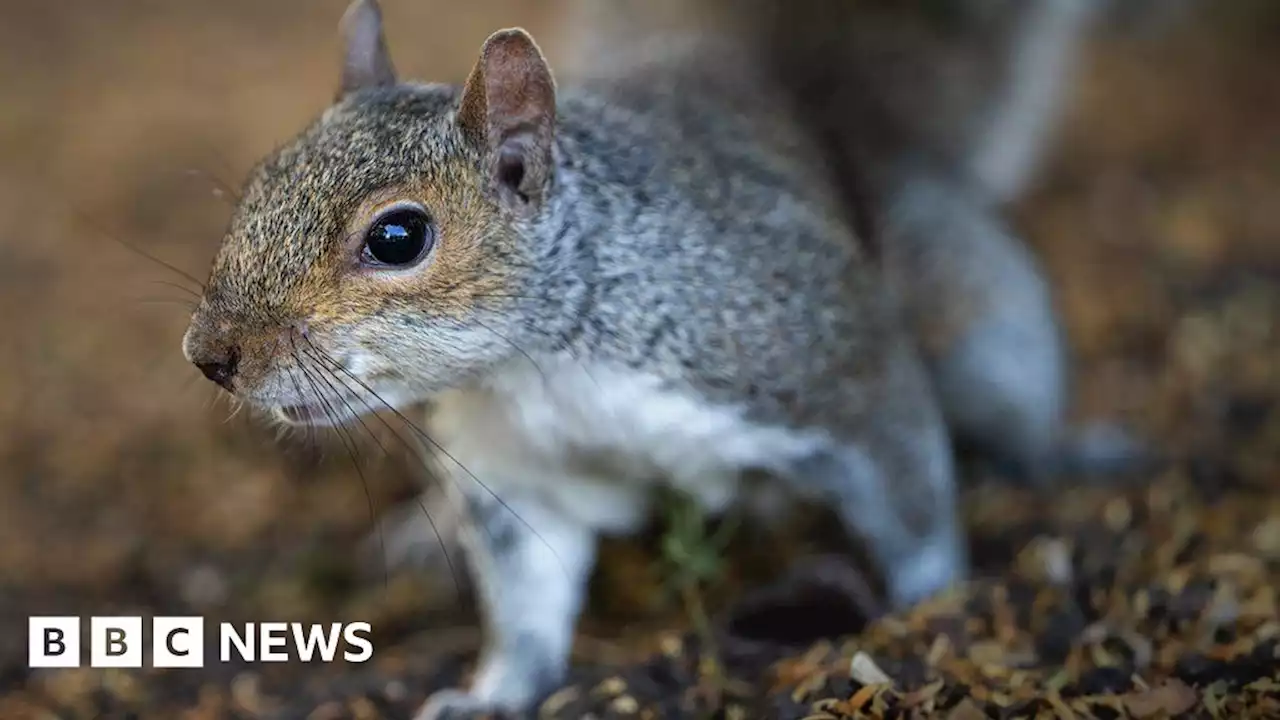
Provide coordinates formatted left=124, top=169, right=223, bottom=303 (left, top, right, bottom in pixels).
left=960, top=0, right=1103, bottom=203
left=554, top=0, right=1105, bottom=207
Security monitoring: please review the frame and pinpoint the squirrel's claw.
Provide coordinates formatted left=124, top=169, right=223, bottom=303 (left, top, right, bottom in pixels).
left=416, top=650, right=559, bottom=719
left=413, top=688, right=519, bottom=720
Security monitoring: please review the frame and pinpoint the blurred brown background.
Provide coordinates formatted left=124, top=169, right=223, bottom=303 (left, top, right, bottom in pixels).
left=0, top=0, right=1278, bottom=717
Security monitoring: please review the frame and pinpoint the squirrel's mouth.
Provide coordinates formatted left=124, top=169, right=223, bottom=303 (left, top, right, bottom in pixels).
left=274, top=401, right=360, bottom=427
left=269, top=377, right=412, bottom=428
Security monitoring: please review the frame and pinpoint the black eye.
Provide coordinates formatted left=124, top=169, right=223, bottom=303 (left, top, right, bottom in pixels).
left=362, top=207, right=433, bottom=266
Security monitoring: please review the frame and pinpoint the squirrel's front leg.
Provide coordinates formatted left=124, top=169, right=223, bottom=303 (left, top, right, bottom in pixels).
left=416, top=488, right=596, bottom=720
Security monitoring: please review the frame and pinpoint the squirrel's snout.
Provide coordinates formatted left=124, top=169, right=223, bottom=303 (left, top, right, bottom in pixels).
left=194, top=347, right=240, bottom=391
left=183, top=315, right=243, bottom=392
left=183, top=325, right=241, bottom=391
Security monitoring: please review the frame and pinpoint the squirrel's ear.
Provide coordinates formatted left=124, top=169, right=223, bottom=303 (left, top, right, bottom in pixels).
left=338, top=0, right=397, bottom=98
left=457, top=28, right=557, bottom=212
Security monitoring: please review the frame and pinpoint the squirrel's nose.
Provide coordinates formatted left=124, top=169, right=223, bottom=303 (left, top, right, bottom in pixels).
left=193, top=347, right=240, bottom=391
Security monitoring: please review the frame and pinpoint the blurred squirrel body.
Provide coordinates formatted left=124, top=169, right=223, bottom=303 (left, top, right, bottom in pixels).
left=183, top=0, right=1112, bottom=716
left=562, top=0, right=1109, bottom=477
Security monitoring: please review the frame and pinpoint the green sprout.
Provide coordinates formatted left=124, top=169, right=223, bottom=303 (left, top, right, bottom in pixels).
left=655, top=488, right=742, bottom=703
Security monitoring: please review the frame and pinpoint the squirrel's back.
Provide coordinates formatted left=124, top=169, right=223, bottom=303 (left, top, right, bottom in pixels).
left=555, top=36, right=870, bottom=255
left=532, top=52, right=900, bottom=424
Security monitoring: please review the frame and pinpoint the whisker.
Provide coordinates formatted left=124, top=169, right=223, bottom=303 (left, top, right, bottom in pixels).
left=469, top=307, right=609, bottom=404
left=297, top=356, right=356, bottom=461
left=282, top=356, right=320, bottom=458
left=461, top=294, right=612, bottom=395
left=182, top=167, right=241, bottom=205
left=151, top=280, right=203, bottom=300
left=292, top=338, right=390, bottom=588
left=223, top=395, right=246, bottom=424
left=299, top=338, right=569, bottom=579
left=68, top=207, right=206, bottom=291
left=186, top=129, right=245, bottom=203
left=296, top=341, right=501, bottom=568
left=472, top=318, right=548, bottom=385
left=468, top=293, right=565, bottom=303
left=410, top=493, right=465, bottom=598
left=177, top=369, right=203, bottom=397
left=314, top=359, right=466, bottom=598
left=295, top=346, right=464, bottom=596
left=127, top=297, right=198, bottom=310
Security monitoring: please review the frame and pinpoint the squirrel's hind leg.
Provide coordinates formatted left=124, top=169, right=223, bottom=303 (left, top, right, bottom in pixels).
left=786, top=343, right=967, bottom=609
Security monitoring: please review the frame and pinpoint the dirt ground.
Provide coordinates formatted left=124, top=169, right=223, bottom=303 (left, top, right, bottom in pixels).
left=0, top=1, right=1278, bottom=718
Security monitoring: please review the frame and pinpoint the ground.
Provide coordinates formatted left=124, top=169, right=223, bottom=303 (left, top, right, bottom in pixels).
left=0, top=1, right=1277, bottom=718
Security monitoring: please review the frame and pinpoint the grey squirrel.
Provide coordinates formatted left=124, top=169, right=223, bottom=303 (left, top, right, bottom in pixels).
left=181, top=0, right=1130, bottom=716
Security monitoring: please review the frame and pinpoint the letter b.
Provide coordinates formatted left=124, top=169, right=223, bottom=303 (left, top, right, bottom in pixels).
left=91, top=617, right=142, bottom=668
left=28, top=617, right=80, bottom=668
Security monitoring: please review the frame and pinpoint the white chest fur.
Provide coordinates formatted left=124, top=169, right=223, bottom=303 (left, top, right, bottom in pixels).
left=424, top=357, right=825, bottom=532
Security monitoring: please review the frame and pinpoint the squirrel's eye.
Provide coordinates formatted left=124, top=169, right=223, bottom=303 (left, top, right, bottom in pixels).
left=362, top=207, right=433, bottom=267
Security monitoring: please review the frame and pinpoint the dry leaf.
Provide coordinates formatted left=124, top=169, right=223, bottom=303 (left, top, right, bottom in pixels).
left=900, top=679, right=946, bottom=709
left=847, top=683, right=880, bottom=710
left=946, top=698, right=990, bottom=720
left=1123, top=680, right=1199, bottom=717
left=1046, top=691, right=1078, bottom=720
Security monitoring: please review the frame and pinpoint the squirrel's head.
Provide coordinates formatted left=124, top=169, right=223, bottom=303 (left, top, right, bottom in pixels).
left=182, top=0, right=560, bottom=427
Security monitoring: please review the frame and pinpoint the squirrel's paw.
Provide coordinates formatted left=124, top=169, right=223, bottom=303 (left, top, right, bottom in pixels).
left=413, top=688, right=521, bottom=720
left=415, top=660, right=556, bottom=720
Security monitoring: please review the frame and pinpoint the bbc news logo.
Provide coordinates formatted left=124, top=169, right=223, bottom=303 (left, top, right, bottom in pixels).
left=29, top=617, right=373, bottom=668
